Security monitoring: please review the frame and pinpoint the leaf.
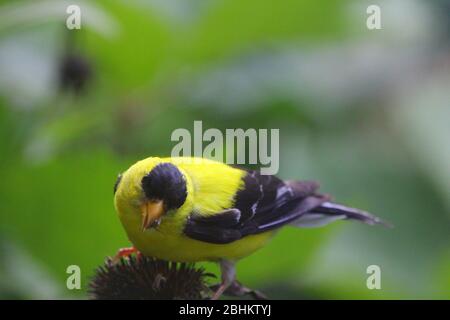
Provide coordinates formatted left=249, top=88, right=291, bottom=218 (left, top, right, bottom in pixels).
left=0, top=151, right=132, bottom=295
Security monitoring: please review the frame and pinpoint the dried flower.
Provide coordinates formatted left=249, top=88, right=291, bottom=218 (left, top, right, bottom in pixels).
left=88, top=256, right=214, bottom=300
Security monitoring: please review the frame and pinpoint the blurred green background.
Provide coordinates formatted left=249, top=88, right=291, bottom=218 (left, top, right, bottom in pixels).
left=0, top=0, right=449, bottom=299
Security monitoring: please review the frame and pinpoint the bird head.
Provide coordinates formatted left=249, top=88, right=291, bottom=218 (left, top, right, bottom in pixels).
left=114, top=158, right=188, bottom=232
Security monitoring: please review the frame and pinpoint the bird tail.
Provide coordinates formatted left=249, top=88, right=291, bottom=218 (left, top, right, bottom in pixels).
left=290, top=201, right=391, bottom=228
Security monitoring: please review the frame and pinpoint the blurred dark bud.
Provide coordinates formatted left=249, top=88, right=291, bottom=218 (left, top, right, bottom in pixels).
left=59, top=53, right=92, bottom=94
left=88, top=256, right=213, bottom=300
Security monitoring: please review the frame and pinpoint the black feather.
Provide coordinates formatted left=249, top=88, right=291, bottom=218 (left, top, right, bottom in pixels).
left=317, top=202, right=390, bottom=227
left=183, top=222, right=242, bottom=244
left=232, top=171, right=264, bottom=221
left=141, top=163, right=187, bottom=210
left=252, top=195, right=328, bottom=232
left=184, top=209, right=243, bottom=243
left=183, top=169, right=385, bottom=244
left=183, top=170, right=326, bottom=244
left=190, top=209, right=241, bottom=227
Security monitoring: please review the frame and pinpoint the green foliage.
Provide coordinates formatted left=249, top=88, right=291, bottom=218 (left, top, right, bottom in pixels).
left=0, top=0, right=448, bottom=299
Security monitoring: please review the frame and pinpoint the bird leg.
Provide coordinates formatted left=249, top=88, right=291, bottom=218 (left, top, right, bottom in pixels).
left=211, top=259, right=236, bottom=300
left=210, top=279, right=268, bottom=300
left=210, top=260, right=268, bottom=300
left=111, top=246, right=140, bottom=264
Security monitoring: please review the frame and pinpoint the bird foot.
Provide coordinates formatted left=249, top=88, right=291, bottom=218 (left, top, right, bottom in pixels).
left=210, top=280, right=268, bottom=300
left=152, top=274, right=167, bottom=291
left=111, top=247, right=141, bottom=264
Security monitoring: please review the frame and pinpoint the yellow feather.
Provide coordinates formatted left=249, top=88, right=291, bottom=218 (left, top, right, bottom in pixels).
left=114, top=156, right=275, bottom=262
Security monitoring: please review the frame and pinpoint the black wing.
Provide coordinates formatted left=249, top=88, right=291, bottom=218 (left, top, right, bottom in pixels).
left=183, top=169, right=328, bottom=244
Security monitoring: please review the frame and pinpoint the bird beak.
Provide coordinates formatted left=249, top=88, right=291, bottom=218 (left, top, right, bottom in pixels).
left=141, top=200, right=164, bottom=231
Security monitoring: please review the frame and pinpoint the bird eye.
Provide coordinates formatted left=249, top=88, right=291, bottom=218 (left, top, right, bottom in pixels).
left=114, top=173, right=123, bottom=195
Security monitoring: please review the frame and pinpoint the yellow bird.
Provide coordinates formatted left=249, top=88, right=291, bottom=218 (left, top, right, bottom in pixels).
left=113, top=156, right=384, bottom=299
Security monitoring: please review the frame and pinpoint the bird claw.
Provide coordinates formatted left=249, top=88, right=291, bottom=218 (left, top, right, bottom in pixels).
left=152, top=274, right=167, bottom=291
left=210, top=280, right=268, bottom=300
left=111, top=247, right=140, bottom=265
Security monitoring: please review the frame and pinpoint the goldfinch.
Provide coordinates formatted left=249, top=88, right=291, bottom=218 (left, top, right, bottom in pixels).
left=113, top=156, right=384, bottom=299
